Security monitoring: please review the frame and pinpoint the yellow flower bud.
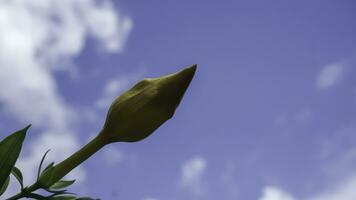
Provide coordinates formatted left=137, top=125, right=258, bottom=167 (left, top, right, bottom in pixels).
left=42, top=65, right=197, bottom=186
left=100, top=64, right=197, bottom=142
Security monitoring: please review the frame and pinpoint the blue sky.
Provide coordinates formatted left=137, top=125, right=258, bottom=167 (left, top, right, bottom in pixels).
left=0, top=0, right=356, bottom=200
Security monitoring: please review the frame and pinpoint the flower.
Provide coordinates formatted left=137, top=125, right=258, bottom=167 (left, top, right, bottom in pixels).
left=41, top=65, right=197, bottom=186
left=100, top=64, right=197, bottom=142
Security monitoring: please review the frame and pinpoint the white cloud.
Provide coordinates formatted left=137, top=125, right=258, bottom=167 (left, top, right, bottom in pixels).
left=180, top=156, right=207, bottom=196
left=0, top=0, right=133, bottom=196
left=259, top=175, right=356, bottom=200
left=316, top=63, right=346, bottom=90
left=258, top=186, right=295, bottom=200
left=102, top=146, right=124, bottom=166
left=0, top=0, right=132, bottom=129
left=301, top=122, right=356, bottom=200
left=307, top=175, right=356, bottom=200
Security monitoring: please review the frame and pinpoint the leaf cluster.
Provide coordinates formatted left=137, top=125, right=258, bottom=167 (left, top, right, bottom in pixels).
left=0, top=126, right=99, bottom=200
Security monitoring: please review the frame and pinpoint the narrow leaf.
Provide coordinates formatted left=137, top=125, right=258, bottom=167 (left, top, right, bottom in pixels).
left=37, top=164, right=55, bottom=188
left=0, top=176, right=9, bottom=196
left=44, top=187, right=67, bottom=195
left=0, top=125, right=30, bottom=189
left=49, top=195, right=77, bottom=200
left=11, top=166, right=24, bottom=189
left=50, top=180, right=75, bottom=190
left=43, top=162, right=55, bottom=172
left=37, top=149, right=51, bottom=180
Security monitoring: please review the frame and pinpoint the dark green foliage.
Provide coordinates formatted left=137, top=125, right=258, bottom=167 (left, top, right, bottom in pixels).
left=49, top=196, right=77, bottom=200
left=11, top=166, right=24, bottom=190
left=0, top=126, right=98, bottom=199
left=37, top=163, right=56, bottom=188
left=0, top=125, right=30, bottom=191
left=50, top=180, right=76, bottom=190
left=0, top=176, right=10, bottom=196
left=38, top=150, right=51, bottom=180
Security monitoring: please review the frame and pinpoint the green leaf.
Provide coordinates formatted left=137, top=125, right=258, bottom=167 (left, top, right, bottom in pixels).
left=43, top=162, right=55, bottom=172
left=50, top=180, right=75, bottom=190
left=0, top=176, right=9, bottom=196
left=11, top=166, right=24, bottom=189
left=49, top=195, right=77, bottom=200
left=43, top=187, right=68, bottom=195
left=37, top=164, right=55, bottom=188
left=38, top=149, right=51, bottom=180
left=76, top=197, right=98, bottom=200
left=0, top=125, right=30, bottom=189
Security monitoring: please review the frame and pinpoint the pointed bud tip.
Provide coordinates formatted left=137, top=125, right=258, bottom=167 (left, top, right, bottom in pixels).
left=24, top=124, right=32, bottom=131
left=173, top=64, right=197, bottom=83
left=184, top=64, right=197, bottom=75
left=189, top=64, right=197, bottom=70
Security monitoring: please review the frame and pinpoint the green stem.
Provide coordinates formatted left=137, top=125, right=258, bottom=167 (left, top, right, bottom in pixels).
left=49, top=133, right=107, bottom=184
left=6, top=132, right=108, bottom=200
left=6, top=183, right=40, bottom=200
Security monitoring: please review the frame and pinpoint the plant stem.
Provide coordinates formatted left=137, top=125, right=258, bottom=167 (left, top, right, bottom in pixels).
left=6, top=183, right=40, bottom=200
left=6, top=132, right=107, bottom=200
left=49, top=132, right=107, bottom=185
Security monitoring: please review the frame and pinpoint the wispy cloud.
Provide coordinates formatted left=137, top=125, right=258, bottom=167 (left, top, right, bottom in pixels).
left=0, top=0, right=132, bottom=129
left=273, top=107, right=312, bottom=127
left=0, top=0, right=133, bottom=196
left=180, top=156, right=207, bottom=196
left=316, top=62, right=347, bottom=90
left=259, top=175, right=356, bottom=200
left=259, top=120, right=356, bottom=200
left=258, top=186, right=295, bottom=200
left=308, top=175, right=356, bottom=200
left=102, top=146, right=124, bottom=166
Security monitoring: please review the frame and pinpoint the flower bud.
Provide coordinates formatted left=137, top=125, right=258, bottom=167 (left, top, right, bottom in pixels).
left=42, top=65, right=197, bottom=186
left=100, top=64, right=197, bottom=142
